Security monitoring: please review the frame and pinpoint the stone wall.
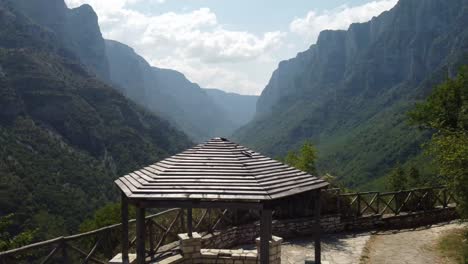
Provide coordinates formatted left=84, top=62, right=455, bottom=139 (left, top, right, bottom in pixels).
left=160, top=233, right=282, bottom=264
left=111, top=207, right=458, bottom=264
left=201, top=207, right=458, bottom=249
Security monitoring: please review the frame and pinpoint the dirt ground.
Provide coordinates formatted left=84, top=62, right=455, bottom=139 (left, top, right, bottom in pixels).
left=280, top=221, right=466, bottom=264
left=361, top=221, right=466, bottom=264
left=281, top=232, right=371, bottom=264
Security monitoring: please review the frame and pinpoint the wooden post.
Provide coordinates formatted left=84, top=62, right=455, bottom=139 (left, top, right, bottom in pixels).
left=187, top=207, right=193, bottom=237
left=136, top=207, right=146, bottom=264
left=260, top=207, right=272, bottom=264
left=314, top=190, right=322, bottom=264
left=336, top=189, right=341, bottom=215
left=61, top=240, right=68, bottom=263
left=376, top=192, right=380, bottom=215
left=149, top=221, right=154, bottom=260
left=443, top=189, right=448, bottom=208
left=356, top=193, right=361, bottom=217
left=121, top=193, right=129, bottom=264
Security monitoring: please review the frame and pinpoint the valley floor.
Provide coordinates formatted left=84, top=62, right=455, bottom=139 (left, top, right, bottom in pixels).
left=280, top=221, right=466, bottom=264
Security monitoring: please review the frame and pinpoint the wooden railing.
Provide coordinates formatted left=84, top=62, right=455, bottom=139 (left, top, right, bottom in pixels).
left=0, top=186, right=457, bottom=263
left=324, top=186, right=458, bottom=218
left=0, top=207, right=248, bottom=264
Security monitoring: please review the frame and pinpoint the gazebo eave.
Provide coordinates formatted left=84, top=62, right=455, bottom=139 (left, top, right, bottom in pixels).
left=126, top=197, right=264, bottom=210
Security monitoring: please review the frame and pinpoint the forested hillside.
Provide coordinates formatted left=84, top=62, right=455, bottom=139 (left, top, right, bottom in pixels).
left=0, top=0, right=191, bottom=241
left=235, top=0, right=468, bottom=188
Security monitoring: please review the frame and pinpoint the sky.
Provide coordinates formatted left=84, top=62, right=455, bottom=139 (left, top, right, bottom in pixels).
left=65, top=0, right=398, bottom=95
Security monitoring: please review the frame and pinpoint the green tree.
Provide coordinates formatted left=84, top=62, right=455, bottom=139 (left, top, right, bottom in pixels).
left=386, top=163, right=407, bottom=191
left=0, top=214, right=35, bottom=251
left=79, top=203, right=136, bottom=232
left=283, top=141, right=318, bottom=175
left=408, top=166, right=421, bottom=188
left=409, top=66, right=468, bottom=217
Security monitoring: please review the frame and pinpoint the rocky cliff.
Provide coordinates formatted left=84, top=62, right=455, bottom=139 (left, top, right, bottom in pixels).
left=235, top=0, right=468, bottom=187
left=11, top=0, right=110, bottom=80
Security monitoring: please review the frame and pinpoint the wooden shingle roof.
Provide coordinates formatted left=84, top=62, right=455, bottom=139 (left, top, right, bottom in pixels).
left=115, top=137, right=328, bottom=202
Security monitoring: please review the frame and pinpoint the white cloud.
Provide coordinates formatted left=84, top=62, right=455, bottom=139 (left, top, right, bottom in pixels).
left=290, top=0, right=397, bottom=43
left=155, top=57, right=260, bottom=95
left=64, top=0, right=397, bottom=95
left=65, top=0, right=284, bottom=94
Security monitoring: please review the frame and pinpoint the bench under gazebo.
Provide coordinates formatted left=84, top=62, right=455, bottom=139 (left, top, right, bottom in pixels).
left=114, top=137, right=329, bottom=264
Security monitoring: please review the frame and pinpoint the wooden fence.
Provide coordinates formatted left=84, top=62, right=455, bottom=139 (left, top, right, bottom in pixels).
left=323, top=186, right=458, bottom=219
left=0, top=186, right=457, bottom=263
left=0, top=206, right=250, bottom=264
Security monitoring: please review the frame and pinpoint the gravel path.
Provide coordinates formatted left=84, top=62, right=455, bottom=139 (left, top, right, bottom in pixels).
left=362, top=221, right=466, bottom=264
left=280, top=221, right=466, bottom=264
left=281, top=232, right=371, bottom=264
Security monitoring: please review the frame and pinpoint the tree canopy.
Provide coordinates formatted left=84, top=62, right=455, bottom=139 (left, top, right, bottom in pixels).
left=283, top=141, right=318, bottom=175
left=409, top=66, right=468, bottom=217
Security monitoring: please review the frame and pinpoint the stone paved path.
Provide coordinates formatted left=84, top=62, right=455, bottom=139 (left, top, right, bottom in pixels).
left=281, top=232, right=371, bottom=264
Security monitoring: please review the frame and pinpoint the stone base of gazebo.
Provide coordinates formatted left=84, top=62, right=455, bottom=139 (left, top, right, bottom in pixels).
left=109, top=253, right=137, bottom=263
left=109, top=233, right=283, bottom=264
left=153, top=232, right=282, bottom=264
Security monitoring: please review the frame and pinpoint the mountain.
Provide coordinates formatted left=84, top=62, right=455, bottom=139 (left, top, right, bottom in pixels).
left=0, top=0, right=191, bottom=238
left=11, top=0, right=109, bottom=81
left=10, top=0, right=243, bottom=142
left=105, top=39, right=237, bottom=142
left=204, top=88, right=258, bottom=130
left=235, top=0, right=468, bottom=188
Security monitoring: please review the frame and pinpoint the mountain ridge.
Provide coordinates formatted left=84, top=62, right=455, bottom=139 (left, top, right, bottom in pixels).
left=203, top=88, right=258, bottom=130
left=105, top=39, right=238, bottom=142
left=0, top=0, right=192, bottom=238
left=235, top=0, right=468, bottom=187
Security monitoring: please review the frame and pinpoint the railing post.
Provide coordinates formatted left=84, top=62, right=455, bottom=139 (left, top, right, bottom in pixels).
left=336, top=189, right=341, bottom=216
left=149, top=221, right=155, bottom=260
left=356, top=193, right=361, bottom=217
left=61, top=239, right=68, bottom=263
left=180, top=208, right=185, bottom=232
left=443, top=188, right=448, bottom=208
left=376, top=192, right=380, bottom=214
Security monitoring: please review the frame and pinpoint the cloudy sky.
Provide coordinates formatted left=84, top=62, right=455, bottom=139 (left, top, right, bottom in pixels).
left=65, top=0, right=397, bottom=95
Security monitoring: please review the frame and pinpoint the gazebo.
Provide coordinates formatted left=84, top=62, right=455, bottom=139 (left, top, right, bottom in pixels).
left=115, top=137, right=329, bottom=264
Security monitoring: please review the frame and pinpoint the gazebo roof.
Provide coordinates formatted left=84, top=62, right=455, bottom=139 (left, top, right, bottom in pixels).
left=115, top=137, right=328, bottom=203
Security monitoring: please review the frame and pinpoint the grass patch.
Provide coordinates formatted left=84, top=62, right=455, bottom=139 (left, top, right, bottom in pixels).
left=437, top=227, right=468, bottom=264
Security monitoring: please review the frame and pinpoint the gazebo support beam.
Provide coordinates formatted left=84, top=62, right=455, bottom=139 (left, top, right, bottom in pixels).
left=187, top=207, right=193, bottom=237
left=136, top=207, right=146, bottom=264
left=314, top=190, right=322, bottom=264
left=260, top=208, right=272, bottom=264
left=121, top=193, right=129, bottom=264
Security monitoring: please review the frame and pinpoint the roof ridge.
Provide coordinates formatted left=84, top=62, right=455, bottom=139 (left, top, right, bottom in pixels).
left=228, top=143, right=273, bottom=199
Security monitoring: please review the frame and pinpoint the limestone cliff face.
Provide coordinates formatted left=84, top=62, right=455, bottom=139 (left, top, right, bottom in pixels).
left=236, top=0, right=468, bottom=187
left=11, top=0, right=110, bottom=80
left=257, top=0, right=466, bottom=116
